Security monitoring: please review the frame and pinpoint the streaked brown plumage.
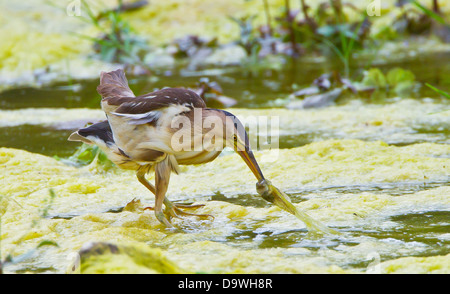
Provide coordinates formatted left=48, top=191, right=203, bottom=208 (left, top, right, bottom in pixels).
left=70, top=69, right=265, bottom=227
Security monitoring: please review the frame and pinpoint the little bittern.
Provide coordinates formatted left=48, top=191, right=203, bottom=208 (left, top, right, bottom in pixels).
left=69, top=69, right=267, bottom=227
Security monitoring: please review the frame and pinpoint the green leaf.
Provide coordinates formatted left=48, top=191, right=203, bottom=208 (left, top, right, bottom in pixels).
left=386, top=68, right=415, bottom=86
left=370, top=89, right=386, bottom=103
left=362, top=68, right=387, bottom=88
left=426, top=83, right=450, bottom=99
left=393, top=81, right=415, bottom=97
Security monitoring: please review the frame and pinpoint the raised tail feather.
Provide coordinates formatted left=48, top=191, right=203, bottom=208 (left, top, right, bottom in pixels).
left=97, top=69, right=135, bottom=98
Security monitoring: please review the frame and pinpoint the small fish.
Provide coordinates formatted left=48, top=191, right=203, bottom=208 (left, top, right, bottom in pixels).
left=256, top=179, right=339, bottom=235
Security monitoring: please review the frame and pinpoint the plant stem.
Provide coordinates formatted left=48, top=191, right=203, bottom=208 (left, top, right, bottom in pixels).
left=330, top=0, right=343, bottom=24
left=284, top=0, right=299, bottom=56
left=262, top=0, right=273, bottom=36
left=432, top=0, right=440, bottom=14
left=299, top=0, right=316, bottom=32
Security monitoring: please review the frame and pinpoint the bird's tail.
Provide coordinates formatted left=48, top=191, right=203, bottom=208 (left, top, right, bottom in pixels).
left=97, top=69, right=135, bottom=98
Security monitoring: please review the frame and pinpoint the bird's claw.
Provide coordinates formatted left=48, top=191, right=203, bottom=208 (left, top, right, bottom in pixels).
left=155, top=211, right=173, bottom=228
left=144, top=202, right=214, bottom=226
left=164, top=202, right=214, bottom=221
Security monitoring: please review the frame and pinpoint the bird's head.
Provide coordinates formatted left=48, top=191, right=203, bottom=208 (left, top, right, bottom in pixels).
left=221, top=110, right=265, bottom=184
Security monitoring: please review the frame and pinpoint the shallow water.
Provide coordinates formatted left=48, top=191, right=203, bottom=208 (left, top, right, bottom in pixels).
left=1, top=53, right=449, bottom=156
left=0, top=55, right=449, bottom=274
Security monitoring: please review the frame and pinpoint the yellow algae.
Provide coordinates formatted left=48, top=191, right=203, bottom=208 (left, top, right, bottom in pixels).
left=0, top=0, right=94, bottom=78
left=79, top=242, right=186, bottom=274
left=167, top=238, right=450, bottom=274
left=236, top=99, right=450, bottom=145
left=381, top=254, right=450, bottom=274
left=1, top=0, right=450, bottom=274
left=0, top=108, right=105, bottom=127
left=1, top=138, right=449, bottom=273
left=165, top=240, right=354, bottom=274
left=291, top=186, right=450, bottom=224
left=1, top=138, right=449, bottom=203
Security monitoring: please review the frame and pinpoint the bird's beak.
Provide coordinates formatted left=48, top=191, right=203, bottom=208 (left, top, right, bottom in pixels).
left=68, top=132, right=93, bottom=144
left=237, top=149, right=265, bottom=183
left=256, top=179, right=295, bottom=211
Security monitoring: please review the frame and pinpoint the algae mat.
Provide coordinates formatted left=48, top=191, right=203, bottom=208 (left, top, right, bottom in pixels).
left=1, top=139, right=449, bottom=273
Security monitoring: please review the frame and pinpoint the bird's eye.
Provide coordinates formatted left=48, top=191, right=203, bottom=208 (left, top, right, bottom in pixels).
left=233, top=135, right=238, bottom=142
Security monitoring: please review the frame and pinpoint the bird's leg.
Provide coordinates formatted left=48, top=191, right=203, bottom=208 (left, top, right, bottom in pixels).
left=136, top=168, right=156, bottom=194
left=154, top=159, right=173, bottom=227
left=137, top=168, right=212, bottom=221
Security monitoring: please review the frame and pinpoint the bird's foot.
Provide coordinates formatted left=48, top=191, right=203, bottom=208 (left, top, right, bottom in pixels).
left=166, top=204, right=214, bottom=221
left=145, top=202, right=213, bottom=221
left=154, top=211, right=173, bottom=228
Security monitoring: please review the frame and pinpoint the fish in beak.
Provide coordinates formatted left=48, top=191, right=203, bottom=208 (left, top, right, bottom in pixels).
left=227, top=112, right=337, bottom=235
left=256, top=179, right=339, bottom=235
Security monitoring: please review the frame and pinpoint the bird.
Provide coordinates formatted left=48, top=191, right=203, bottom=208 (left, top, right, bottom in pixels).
left=68, top=119, right=211, bottom=220
left=69, top=69, right=268, bottom=227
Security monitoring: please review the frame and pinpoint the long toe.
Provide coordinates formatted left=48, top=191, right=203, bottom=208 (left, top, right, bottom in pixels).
left=155, top=211, right=173, bottom=227
left=173, top=206, right=214, bottom=220
left=172, top=203, right=206, bottom=209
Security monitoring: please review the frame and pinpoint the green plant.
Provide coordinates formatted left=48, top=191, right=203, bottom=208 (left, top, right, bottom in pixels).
left=63, top=143, right=115, bottom=171
left=391, top=0, right=448, bottom=38
left=412, top=0, right=446, bottom=25
left=230, top=15, right=261, bottom=56
left=361, top=67, right=418, bottom=101
left=76, top=0, right=150, bottom=67
left=425, top=83, right=450, bottom=99
left=317, top=19, right=366, bottom=78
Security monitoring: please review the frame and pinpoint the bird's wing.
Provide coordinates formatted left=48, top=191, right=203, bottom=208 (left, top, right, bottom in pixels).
left=111, top=110, right=162, bottom=125
left=104, top=88, right=206, bottom=125
left=97, top=69, right=135, bottom=98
